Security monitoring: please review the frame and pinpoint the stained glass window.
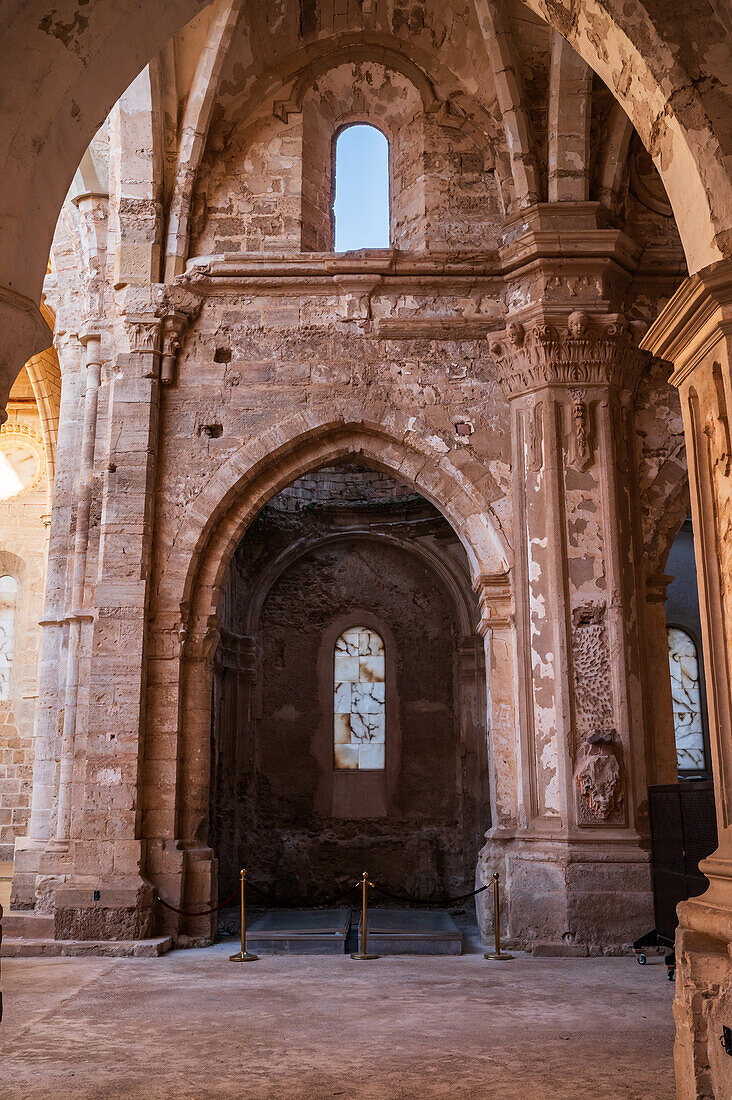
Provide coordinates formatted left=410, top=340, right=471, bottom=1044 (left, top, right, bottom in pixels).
left=667, top=626, right=706, bottom=772
left=0, top=575, right=18, bottom=702
left=333, top=626, right=385, bottom=769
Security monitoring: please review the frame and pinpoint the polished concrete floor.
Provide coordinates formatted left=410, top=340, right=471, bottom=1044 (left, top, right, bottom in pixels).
left=0, top=941, right=675, bottom=1099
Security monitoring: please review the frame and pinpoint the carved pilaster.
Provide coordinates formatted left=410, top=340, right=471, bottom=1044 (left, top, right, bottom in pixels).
left=499, top=306, right=649, bottom=838
left=642, top=260, right=732, bottom=933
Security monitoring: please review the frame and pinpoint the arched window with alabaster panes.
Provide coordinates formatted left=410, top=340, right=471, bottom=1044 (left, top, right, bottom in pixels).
left=333, top=625, right=386, bottom=770
left=667, top=626, right=706, bottom=773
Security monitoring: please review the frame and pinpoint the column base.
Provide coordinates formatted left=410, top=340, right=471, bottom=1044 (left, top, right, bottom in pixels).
left=10, top=836, right=73, bottom=911
left=671, top=854, right=732, bottom=1099
left=53, top=879, right=155, bottom=941
left=478, top=834, right=652, bottom=952
left=146, top=839, right=218, bottom=944
left=673, top=925, right=732, bottom=1099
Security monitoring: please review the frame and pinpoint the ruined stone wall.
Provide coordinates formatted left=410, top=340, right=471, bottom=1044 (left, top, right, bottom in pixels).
left=191, top=112, right=305, bottom=255
left=275, top=466, right=418, bottom=510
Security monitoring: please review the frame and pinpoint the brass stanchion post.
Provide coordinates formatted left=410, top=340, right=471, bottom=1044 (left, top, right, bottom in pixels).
left=350, top=871, right=379, bottom=961
left=484, top=872, right=513, bottom=961
left=229, top=869, right=258, bottom=962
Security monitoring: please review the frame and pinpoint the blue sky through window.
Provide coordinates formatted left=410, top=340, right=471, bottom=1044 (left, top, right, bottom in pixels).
left=333, top=124, right=390, bottom=251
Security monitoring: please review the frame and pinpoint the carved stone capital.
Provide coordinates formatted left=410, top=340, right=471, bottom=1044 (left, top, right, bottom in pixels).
left=645, top=573, right=675, bottom=604
left=491, top=311, right=648, bottom=400
left=118, top=284, right=202, bottom=375
left=121, top=316, right=163, bottom=356
left=474, top=571, right=513, bottom=636
left=182, top=616, right=221, bottom=662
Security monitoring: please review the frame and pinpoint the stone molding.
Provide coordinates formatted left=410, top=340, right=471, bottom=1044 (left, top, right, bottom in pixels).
left=645, top=573, right=674, bottom=604
left=474, top=571, right=513, bottom=636
left=641, top=258, right=732, bottom=382
left=490, top=310, right=648, bottom=399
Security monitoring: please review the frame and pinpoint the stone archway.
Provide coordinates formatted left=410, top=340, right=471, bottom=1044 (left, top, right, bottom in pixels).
left=142, top=418, right=512, bottom=933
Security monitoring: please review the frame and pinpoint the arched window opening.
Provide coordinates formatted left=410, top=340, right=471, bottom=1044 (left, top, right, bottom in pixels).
left=334, top=626, right=385, bottom=769
left=667, top=626, right=706, bottom=773
left=333, top=125, right=390, bottom=251
left=0, top=574, right=18, bottom=701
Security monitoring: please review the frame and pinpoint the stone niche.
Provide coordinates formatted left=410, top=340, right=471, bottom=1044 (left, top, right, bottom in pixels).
left=210, top=463, right=490, bottom=905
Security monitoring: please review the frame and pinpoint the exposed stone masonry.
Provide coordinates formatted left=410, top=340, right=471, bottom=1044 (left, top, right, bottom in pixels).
left=2, top=3, right=731, bottom=1094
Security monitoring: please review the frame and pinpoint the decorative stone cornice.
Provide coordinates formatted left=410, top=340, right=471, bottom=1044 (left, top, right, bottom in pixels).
left=645, top=573, right=674, bottom=604
left=640, top=258, right=732, bottom=384
left=474, top=571, right=513, bottom=636
left=490, top=311, right=648, bottom=400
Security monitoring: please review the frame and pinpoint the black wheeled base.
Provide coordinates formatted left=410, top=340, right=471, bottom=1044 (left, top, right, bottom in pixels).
left=633, top=929, right=675, bottom=980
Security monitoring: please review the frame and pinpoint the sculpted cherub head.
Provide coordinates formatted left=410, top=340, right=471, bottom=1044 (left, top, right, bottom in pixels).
left=567, top=310, right=589, bottom=338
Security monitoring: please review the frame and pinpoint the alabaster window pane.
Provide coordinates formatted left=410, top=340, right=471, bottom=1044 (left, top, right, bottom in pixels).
left=334, top=681, right=352, bottom=713
left=334, top=625, right=386, bottom=770
left=358, top=743, right=385, bottom=770
left=0, top=575, right=18, bottom=703
left=359, top=654, right=385, bottom=682
left=334, top=713, right=352, bottom=744
left=334, top=655, right=359, bottom=682
left=667, top=627, right=706, bottom=771
left=334, top=744, right=359, bottom=769
left=0, top=616, right=12, bottom=702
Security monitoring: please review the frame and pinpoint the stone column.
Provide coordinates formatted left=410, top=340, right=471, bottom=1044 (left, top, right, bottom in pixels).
left=480, top=309, right=653, bottom=953
left=47, top=290, right=166, bottom=940
left=49, top=328, right=102, bottom=850
left=11, top=331, right=86, bottom=907
left=474, top=572, right=520, bottom=942
left=642, top=262, right=732, bottom=1100
left=644, top=573, right=678, bottom=785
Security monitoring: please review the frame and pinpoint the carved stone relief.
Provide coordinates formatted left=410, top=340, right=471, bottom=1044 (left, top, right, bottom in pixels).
left=574, top=732, right=624, bottom=822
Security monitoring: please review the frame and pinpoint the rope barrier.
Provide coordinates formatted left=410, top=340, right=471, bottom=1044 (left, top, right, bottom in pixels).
left=154, top=885, right=240, bottom=917
left=156, top=876, right=489, bottom=917
left=371, top=881, right=490, bottom=906
left=246, top=880, right=361, bottom=909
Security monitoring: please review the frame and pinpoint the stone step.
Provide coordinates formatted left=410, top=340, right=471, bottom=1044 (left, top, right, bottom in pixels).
left=0, top=935, right=173, bottom=958
left=246, top=908, right=351, bottom=955
left=357, top=908, right=463, bottom=955
left=2, top=910, right=54, bottom=938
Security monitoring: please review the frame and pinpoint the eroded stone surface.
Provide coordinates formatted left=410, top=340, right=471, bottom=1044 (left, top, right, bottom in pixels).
left=0, top=5, right=731, bottom=1096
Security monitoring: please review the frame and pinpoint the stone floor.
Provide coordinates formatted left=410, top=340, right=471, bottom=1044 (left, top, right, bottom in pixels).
left=0, top=940, right=675, bottom=1099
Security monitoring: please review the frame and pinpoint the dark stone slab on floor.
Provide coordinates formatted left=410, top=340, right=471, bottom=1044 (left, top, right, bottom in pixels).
left=358, top=908, right=462, bottom=955
left=246, top=908, right=351, bottom=954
